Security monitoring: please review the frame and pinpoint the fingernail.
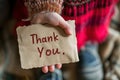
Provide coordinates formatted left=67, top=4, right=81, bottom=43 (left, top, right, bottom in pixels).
left=56, top=64, right=62, bottom=69
left=65, top=29, right=72, bottom=35
left=42, top=66, right=48, bottom=73
left=69, top=29, right=72, bottom=35
left=49, top=66, right=55, bottom=72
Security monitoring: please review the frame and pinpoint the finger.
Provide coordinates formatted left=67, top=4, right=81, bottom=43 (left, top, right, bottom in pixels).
left=59, top=19, right=72, bottom=35
left=51, top=13, right=72, bottom=35
left=42, top=66, right=48, bottom=73
left=46, top=13, right=72, bottom=35
left=48, top=65, right=55, bottom=72
left=55, top=64, right=62, bottom=69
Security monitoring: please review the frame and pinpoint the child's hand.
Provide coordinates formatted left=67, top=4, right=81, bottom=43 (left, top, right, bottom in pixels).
left=31, top=12, right=72, bottom=35
left=30, top=12, right=71, bottom=73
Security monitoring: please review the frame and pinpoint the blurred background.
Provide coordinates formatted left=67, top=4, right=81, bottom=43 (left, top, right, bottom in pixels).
left=0, top=0, right=120, bottom=80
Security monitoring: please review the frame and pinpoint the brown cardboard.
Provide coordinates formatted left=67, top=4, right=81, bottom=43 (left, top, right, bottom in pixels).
left=16, top=20, right=79, bottom=69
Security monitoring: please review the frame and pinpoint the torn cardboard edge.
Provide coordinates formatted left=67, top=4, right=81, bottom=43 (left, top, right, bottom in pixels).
left=16, top=20, right=79, bottom=69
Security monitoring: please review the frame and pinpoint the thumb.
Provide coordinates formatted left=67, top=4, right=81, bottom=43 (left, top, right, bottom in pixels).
left=45, top=13, right=72, bottom=35
left=58, top=17, right=72, bottom=35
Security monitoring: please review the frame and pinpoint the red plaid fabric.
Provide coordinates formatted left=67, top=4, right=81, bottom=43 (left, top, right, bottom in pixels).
left=13, top=0, right=119, bottom=50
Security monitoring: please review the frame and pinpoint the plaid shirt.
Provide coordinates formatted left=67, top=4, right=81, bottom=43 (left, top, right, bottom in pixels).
left=13, top=0, right=119, bottom=50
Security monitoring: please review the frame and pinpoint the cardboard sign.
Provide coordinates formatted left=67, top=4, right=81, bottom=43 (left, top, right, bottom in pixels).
left=16, top=20, right=79, bottom=69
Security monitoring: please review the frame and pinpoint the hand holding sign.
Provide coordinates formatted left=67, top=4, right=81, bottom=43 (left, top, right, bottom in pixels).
left=17, top=21, right=79, bottom=73
left=31, top=12, right=72, bottom=73
left=31, top=12, right=72, bottom=35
